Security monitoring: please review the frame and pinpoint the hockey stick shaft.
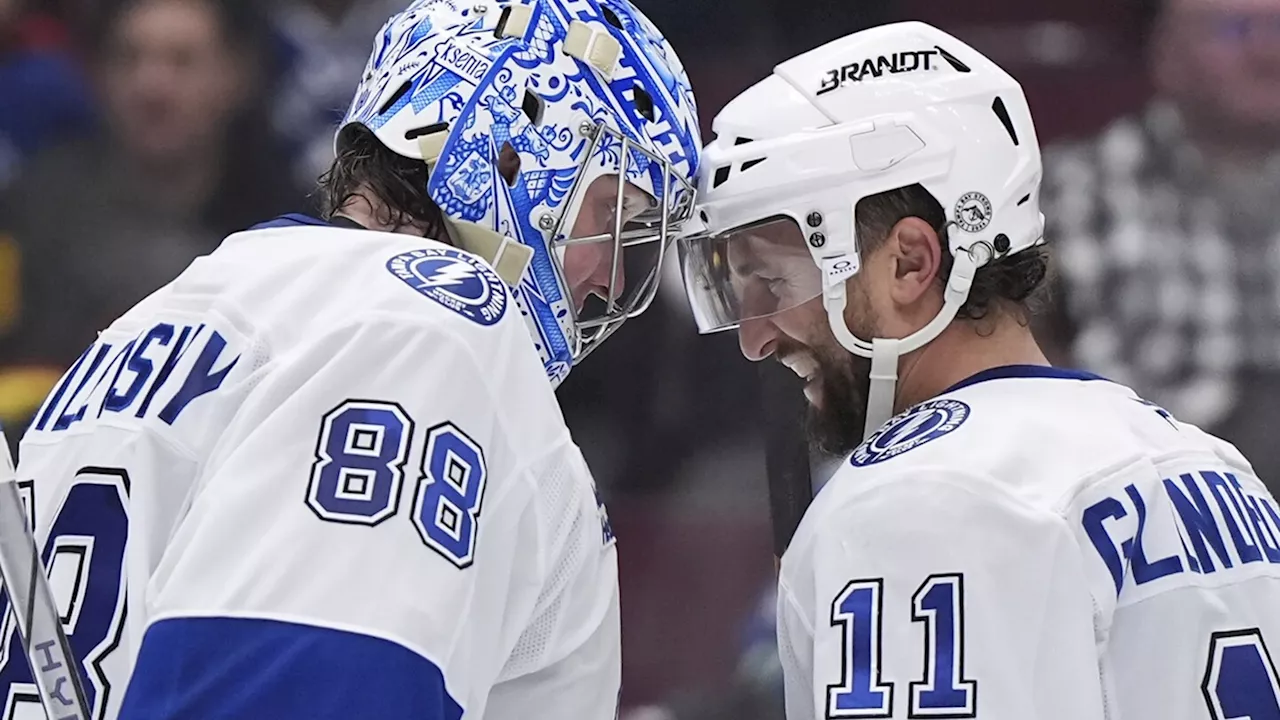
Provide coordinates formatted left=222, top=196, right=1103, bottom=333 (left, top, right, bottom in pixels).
left=0, top=479, right=91, bottom=720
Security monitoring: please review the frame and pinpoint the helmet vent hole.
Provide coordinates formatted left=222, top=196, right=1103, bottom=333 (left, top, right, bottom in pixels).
left=494, top=6, right=512, bottom=38
left=991, top=97, right=1020, bottom=146
left=379, top=81, right=413, bottom=116
left=1017, top=193, right=1031, bottom=206
left=734, top=137, right=754, bottom=146
left=405, top=121, right=449, bottom=141
left=741, top=158, right=765, bottom=172
left=601, top=6, right=624, bottom=29
left=633, top=86, right=655, bottom=122
left=712, top=166, right=731, bottom=189
left=936, top=46, right=972, bottom=73
left=522, top=90, right=545, bottom=125
left=499, top=142, right=522, bottom=187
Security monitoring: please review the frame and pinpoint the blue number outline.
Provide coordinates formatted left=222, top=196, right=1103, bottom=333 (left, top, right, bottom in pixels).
left=305, top=403, right=489, bottom=569
left=306, top=399, right=414, bottom=526
left=0, top=466, right=130, bottom=720
left=412, top=422, right=488, bottom=569
left=1202, top=628, right=1280, bottom=720
left=909, top=573, right=977, bottom=718
left=16, top=479, right=33, bottom=529
left=826, top=578, right=893, bottom=719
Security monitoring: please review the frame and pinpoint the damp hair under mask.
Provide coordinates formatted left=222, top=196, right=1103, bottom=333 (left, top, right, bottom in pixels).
left=317, top=124, right=447, bottom=239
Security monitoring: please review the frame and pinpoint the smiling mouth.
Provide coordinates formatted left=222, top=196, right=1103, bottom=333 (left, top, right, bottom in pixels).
left=779, top=354, right=817, bottom=382
left=778, top=354, right=823, bottom=406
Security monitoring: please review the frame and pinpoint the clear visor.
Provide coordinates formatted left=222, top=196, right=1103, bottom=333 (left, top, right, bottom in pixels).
left=678, top=215, right=824, bottom=333
left=551, top=123, right=696, bottom=361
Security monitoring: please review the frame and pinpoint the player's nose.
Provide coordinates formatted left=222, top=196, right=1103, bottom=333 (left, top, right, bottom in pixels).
left=588, top=246, right=625, bottom=304
left=738, top=316, right=779, bottom=362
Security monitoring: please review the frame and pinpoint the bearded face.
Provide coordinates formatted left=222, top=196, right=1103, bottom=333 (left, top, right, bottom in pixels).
left=739, top=280, right=880, bottom=457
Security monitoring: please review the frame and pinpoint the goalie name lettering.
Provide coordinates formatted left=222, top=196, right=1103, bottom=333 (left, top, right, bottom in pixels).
left=33, top=321, right=241, bottom=434
left=437, top=40, right=492, bottom=85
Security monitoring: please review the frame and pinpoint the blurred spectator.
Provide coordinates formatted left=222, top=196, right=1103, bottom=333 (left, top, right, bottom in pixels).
left=0, top=0, right=95, bottom=440
left=266, top=0, right=408, bottom=196
left=0, top=0, right=94, bottom=191
left=0, top=0, right=303, bottom=452
left=1043, top=0, right=1280, bottom=492
left=47, top=0, right=95, bottom=41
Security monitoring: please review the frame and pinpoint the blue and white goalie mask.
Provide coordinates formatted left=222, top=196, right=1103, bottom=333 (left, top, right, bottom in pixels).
left=340, top=0, right=702, bottom=386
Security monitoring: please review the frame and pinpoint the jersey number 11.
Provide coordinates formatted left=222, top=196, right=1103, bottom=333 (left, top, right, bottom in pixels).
left=826, top=574, right=1280, bottom=719
left=827, top=574, right=975, bottom=718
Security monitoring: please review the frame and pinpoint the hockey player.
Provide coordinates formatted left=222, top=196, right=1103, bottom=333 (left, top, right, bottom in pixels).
left=679, top=21, right=1280, bottom=720
left=4, top=0, right=700, bottom=718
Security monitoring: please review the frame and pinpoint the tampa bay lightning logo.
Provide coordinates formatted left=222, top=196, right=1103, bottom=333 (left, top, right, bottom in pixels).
left=851, top=398, right=970, bottom=466
left=387, top=248, right=507, bottom=326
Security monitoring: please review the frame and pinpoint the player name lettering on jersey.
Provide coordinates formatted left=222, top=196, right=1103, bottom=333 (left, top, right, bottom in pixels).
left=1083, top=469, right=1280, bottom=600
left=32, top=321, right=241, bottom=434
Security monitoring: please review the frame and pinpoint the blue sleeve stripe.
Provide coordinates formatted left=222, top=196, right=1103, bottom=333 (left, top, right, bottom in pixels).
left=119, top=616, right=464, bottom=720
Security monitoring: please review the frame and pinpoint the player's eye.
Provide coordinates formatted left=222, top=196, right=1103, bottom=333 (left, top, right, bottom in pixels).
left=763, top=276, right=788, bottom=296
left=621, top=194, right=651, bottom=221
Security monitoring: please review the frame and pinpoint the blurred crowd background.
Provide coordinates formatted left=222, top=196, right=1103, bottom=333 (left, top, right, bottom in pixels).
left=2, top=0, right=1279, bottom=717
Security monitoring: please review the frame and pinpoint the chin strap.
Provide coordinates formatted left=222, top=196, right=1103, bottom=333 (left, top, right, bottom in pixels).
left=864, top=338, right=901, bottom=441
left=822, top=245, right=987, bottom=441
left=444, top=218, right=533, bottom=288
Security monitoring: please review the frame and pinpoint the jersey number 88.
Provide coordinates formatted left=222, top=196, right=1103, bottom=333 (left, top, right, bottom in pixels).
left=307, top=400, right=487, bottom=569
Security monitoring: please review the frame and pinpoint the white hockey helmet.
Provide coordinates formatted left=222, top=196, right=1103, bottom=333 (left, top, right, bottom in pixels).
left=679, top=21, right=1045, bottom=436
left=340, top=0, right=701, bottom=387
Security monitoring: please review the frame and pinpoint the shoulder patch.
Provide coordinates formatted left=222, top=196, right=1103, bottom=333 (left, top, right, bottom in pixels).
left=851, top=398, right=970, bottom=467
left=387, top=248, right=507, bottom=326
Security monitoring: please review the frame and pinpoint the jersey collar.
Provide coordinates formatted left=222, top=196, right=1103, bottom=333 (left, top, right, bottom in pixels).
left=249, top=214, right=374, bottom=231
left=943, top=364, right=1110, bottom=395
left=249, top=213, right=332, bottom=231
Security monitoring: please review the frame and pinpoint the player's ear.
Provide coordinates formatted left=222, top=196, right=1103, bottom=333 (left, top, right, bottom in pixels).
left=885, top=216, right=943, bottom=307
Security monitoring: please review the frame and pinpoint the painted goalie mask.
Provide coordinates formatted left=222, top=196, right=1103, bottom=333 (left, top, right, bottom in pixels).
left=340, top=0, right=702, bottom=386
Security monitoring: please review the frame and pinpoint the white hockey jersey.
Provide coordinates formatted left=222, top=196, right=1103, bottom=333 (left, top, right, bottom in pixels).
left=779, top=365, right=1280, bottom=720
left=6, top=215, right=620, bottom=720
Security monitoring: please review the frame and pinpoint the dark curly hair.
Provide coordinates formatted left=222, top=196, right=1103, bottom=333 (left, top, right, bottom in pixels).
left=854, top=183, right=1051, bottom=322
left=316, top=125, right=447, bottom=238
